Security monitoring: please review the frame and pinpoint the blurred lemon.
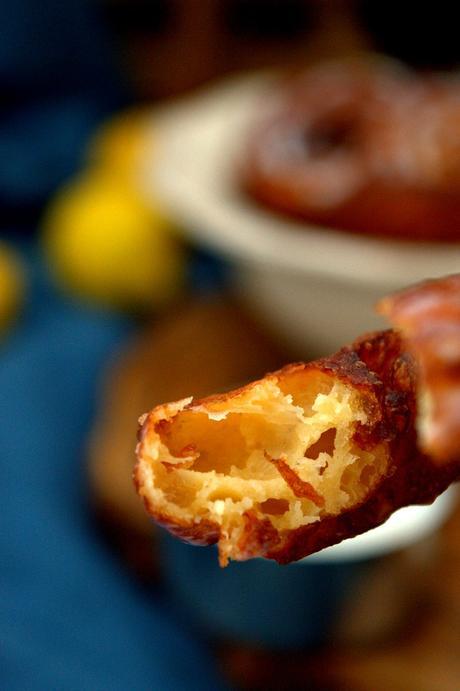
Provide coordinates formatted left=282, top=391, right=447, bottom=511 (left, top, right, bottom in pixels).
left=0, top=242, right=25, bottom=336
left=87, top=109, right=150, bottom=180
left=42, top=171, right=186, bottom=310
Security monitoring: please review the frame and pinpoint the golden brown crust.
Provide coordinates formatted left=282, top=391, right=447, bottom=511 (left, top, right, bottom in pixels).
left=237, top=331, right=440, bottom=564
left=133, top=464, right=221, bottom=548
left=269, top=326, right=460, bottom=563
left=134, top=413, right=221, bottom=546
left=134, top=276, right=460, bottom=564
left=270, top=449, right=460, bottom=564
left=135, top=330, right=428, bottom=564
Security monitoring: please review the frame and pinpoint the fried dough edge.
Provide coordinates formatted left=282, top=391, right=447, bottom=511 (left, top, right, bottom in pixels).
left=134, top=327, right=460, bottom=564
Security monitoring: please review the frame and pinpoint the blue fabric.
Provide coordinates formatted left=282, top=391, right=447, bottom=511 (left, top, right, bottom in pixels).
left=0, top=247, right=227, bottom=690
left=0, top=0, right=118, bottom=97
left=1, top=0, right=124, bottom=210
left=0, top=97, right=113, bottom=207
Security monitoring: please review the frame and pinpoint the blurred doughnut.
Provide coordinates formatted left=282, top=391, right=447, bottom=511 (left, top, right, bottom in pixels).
left=242, top=59, right=460, bottom=241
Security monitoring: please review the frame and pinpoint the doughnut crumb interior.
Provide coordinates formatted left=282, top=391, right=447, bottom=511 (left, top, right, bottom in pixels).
left=136, top=364, right=390, bottom=566
left=135, top=276, right=460, bottom=565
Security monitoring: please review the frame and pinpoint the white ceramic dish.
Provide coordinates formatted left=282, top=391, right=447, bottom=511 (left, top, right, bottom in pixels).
left=308, top=486, right=456, bottom=563
left=140, top=74, right=460, bottom=356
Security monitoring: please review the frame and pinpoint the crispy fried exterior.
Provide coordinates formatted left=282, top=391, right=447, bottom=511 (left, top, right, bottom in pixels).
left=378, top=274, right=460, bottom=464
left=135, top=276, right=460, bottom=564
left=134, top=326, right=460, bottom=565
left=268, top=331, right=460, bottom=563
left=135, top=406, right=220, bottom=547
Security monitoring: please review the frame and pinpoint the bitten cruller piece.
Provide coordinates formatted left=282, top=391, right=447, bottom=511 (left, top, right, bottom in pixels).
left=135, top=276, right=460, bottom=565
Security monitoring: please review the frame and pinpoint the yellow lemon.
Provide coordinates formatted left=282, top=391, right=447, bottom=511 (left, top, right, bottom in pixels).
left=0, top=242, right=25, bottom=336
left=87, top=108, right=150, bottom=180
left=42, top=171, right=186, bottom=310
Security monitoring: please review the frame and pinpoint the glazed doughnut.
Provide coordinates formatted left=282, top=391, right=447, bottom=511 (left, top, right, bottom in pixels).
left=242, top=59, right=460, bottom=241
left=135, top=275, right=460, bottom=565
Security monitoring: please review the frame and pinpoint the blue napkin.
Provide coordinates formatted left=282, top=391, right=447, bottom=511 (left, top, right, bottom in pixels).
left=0, top=248, right=227, bottom=691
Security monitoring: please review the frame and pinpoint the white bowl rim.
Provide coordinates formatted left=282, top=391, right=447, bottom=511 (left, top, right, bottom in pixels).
left=305, top=488, right=456, bottom=563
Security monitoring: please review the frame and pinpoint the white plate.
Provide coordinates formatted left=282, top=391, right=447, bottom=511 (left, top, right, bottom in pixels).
left=307, top=487, right=456, bottom=563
